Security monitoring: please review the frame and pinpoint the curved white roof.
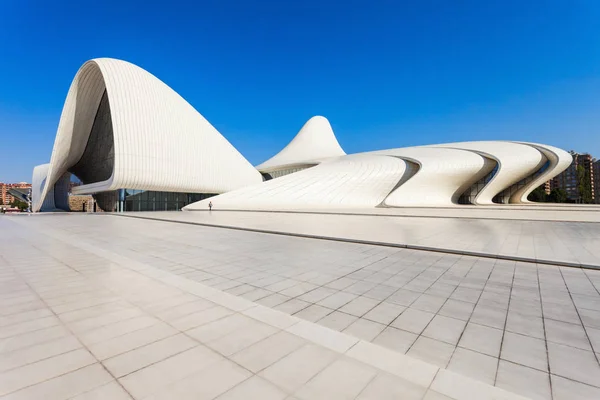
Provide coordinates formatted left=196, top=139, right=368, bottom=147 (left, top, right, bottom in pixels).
left=255, top=116, right=346, bottom=172
left=370, top=147, right=496, bottom=206
left=34, top=58, right=262, bottom=212
left=185, top=153, right=408, bottom=210
left=430, top=141, right=545, bottom=205
left=510, top=142, right=572, bottom=204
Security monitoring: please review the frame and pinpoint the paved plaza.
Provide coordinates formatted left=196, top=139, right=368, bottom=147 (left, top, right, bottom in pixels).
left=1, top=213, right=600, bottom=399
left=128, top=209, right=600, bottom=268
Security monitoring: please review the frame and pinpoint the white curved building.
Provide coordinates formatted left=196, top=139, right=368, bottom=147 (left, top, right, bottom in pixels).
left=33, top=58, right=262, bottom=212
left=34, top=58, right=572, bottom=212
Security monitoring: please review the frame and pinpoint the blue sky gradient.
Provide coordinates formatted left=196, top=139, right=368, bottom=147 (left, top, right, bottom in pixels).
left=1, top=0, right=599, bottom=182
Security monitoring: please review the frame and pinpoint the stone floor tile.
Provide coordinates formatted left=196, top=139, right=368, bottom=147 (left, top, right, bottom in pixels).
left=77, top=315, right=161, bottom=346
left=390, top=308, right=435, bottom=335
left=88, top=322, right=176, bottom=360
left=496, top=360, right=552, bottom=400
left=386, top=289, right=421, bottom=306
left=0, top=348, right=96, bottom=396
left=256, top=293, right=291, bottom=308
left=505, top=312, right=544, bottom=339
left=362, top=301, right=405, bottom=325
left=294, top=358, right=377, bottom=400
left=145, top=358, right=252, bottom=400
left=0, top=316, right=61, bottom=340
left=346, top=340, right=439, bottom=388
left=0, top=364, right=114, bottom=400
left=551, top=374, right=600, bottom=400
left=0, top=335, right=81, bottom=373
left=293, top=304, right=332, bottom=322
left=70, top=381, right=133, bottom=400
left=118, top=345, right=224, bottom=398
left=316, top=291, right=357, bottom=310
left=447, top=347, right=497, bottom=385
left=279, top=283, right=319, bottom=298
left=458, top=322, right=503, bottom=357
left=231, top=331, right=306, bottom=373
left=437, top=299, right=475, bottom=321
left=411, top=294, right=447, bottom=313
left=587, top=326, right=600, bottom=353
left=543, top=303, right=581, bottom=325
left=216, top=376, right=287, bottom=400
left=207, top=320, right=278, bottom=356
left=422, top=314, right=467, bottom=345
left=275, top=299, right=311, bottom=314
left=169, top=305, right=233, bottom=331
left=103, top=333, right=198, bottom=378
left=324, top=277, right=358, bottom=291
left=259, top=343, right=338, bottom=393
left=343, top=318, right=386, bottom=341
left=501, top=332, right=548, bottom=372
left=469, top=304, right=507, bottom=330
left=287, top=319, right=358, bottom=353
left=547, top=341, right=600, bottom=387
left=186, top=314, right=255, bottom=343
left=372, top=327, right=418, bottom=353
left=422, top=391, right=454, bottom=400
left=338, top=296, right=380, bottom=317
left=449, top=287, right=481, bottom=303
left=356, top=372, right=427, bottom=400
left=317, top=311, right=358, bottom=331
left=297, top=287, right=337, bottom=304
left=579, top=308, right=600, bottom=329
left=406, top=336, right=454, bottom=368
left=431, top=369, right=526, bottom=400
left=544, top=318, right=592, bottom=351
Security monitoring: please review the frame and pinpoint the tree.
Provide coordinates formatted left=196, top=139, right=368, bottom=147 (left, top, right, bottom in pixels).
left=548, top=188, right=568, bottom=203
left=576, top=165, right=593, bottom=204
left=10, top=199, right=28, bottom=211
left=528, top=185, right=548, bottom=202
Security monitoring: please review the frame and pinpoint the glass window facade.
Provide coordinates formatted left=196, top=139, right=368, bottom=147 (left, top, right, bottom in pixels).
left=119, top=189, right=215, bottom=212
left=458, top=164, right=499, bottom=205
left=492, top=160, right=550, bottom=204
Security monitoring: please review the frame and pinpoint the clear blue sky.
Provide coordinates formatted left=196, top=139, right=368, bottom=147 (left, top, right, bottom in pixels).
left=1, top=0, right=599, bottom=182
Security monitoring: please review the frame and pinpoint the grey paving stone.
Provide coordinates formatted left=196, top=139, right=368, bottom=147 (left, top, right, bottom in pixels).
left=496, top=360, right=552, bottom=400
left=458, top=322, right=503, bottom=357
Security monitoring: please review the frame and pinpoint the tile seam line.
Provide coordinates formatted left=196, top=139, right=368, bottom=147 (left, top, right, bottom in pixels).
left=183, top=209, right=600, bottom=224
left=109, top=214, right=598, bottom=271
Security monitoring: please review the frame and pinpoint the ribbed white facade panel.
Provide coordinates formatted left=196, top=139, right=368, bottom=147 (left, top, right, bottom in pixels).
left=510, top=143, right=572, bottom=204
left=430, top=141, right=545, bottom=205
left=32, top=164, right=70, bottom=212
left=184, top=154, right=408, bottom=210
left=33, top=58, right=262, bottom=212
left=371, top=147, right=496, bottom=206
left=256, top=116, right=346, bottom=173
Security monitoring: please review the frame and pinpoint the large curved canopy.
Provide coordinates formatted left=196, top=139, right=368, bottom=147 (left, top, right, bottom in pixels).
left=33, top=58, right=262, bottom=212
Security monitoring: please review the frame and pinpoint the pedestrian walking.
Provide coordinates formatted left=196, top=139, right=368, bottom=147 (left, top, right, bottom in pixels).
left=209, top=201, right=213, bottom=211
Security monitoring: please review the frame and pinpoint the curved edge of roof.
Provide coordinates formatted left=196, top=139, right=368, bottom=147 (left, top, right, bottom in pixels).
left=510, top=142, right=573, bottom=204
left=255, top=116, right=346, bottom=172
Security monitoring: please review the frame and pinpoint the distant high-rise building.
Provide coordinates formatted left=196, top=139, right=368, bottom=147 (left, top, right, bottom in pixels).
left=594, top=159, right=600, bottom=204
left=0, top=182, right=32, bottom=205
left=548, top=151, right=595, bottom=202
